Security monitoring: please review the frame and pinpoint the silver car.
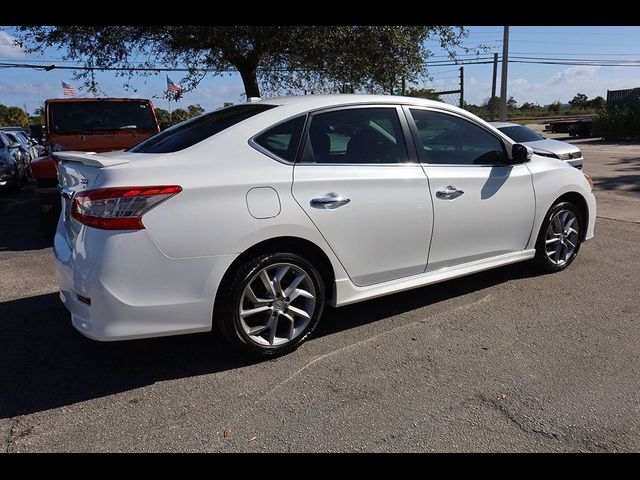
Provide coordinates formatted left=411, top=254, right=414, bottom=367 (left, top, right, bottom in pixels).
left=489, top=122, right=583, bottom=169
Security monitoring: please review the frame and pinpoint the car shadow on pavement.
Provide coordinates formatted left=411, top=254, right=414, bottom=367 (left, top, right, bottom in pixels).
left=0, top=183, right=53, bottom=252
left=0, top=291, right=257, bottom=419
left=0, top=260, right=538, bottom=419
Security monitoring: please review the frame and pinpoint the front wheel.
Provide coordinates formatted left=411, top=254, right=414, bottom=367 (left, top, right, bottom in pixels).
left=215, top=252, right=325, bottom=358
left=533, top=201, right=583, bottom=273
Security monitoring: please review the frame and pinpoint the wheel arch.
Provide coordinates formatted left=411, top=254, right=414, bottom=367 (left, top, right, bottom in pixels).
left=213, top=236, right=337, bottom=320
left=552, top=191, right=589, bottom=241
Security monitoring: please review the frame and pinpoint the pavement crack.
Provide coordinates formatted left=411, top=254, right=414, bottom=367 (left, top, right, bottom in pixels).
left=476, top=394, right=560, bottom=441
left=259, top=293, right=495, bottom=404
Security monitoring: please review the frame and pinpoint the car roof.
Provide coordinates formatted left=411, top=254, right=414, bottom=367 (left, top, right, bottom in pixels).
left=488, top=122, right=520, bottom=128
left=45, top=97, right=152, bottom=103
left=258, top=94, right=468, bottom=115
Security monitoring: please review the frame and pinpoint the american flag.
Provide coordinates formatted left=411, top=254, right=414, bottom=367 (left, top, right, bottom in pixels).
left=166, top=75, right=182, bottom=94
left=62, top=81, right=76, bottom=96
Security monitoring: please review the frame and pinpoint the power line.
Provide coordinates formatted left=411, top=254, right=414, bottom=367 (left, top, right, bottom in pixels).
left=511, top=55, right=640, bottom=63
left=510, top=51, right=640, bottom=56
left=511, top=39, right=640, bottom=47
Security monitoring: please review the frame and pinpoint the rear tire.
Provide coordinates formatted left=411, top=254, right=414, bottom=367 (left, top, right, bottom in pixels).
left=533, top=201, right=583, bottom=273
left=214, top=252, right=325, bottom=358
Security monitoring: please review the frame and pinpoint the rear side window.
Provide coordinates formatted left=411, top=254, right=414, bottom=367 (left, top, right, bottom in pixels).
left=128, top=104, right=277, bottom=154
left=254, top=115, right=306, bottom=162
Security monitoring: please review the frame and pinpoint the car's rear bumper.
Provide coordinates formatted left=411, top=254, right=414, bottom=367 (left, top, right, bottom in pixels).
left=54, top=217, right=237, bottom=341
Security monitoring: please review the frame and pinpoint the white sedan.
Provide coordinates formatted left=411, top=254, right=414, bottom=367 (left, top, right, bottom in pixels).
left=54, top=95, right=596, bottom=357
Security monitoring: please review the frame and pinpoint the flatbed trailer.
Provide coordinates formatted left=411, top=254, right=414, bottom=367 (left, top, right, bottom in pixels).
left=544, top=117, right=595, bottom=137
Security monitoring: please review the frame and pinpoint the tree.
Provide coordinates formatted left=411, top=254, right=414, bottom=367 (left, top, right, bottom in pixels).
left=405, top=88, right=442, bottom=102
left=187, top=104, right=205, bottom=117
left=588, top=96, right=606, bottom=110
left=154, top=108, right=171, bottom=123
left=547, top=100, right=562, bottom=113
left=16, top=26, right=468, bottom=99
left=569, top=93, right=589, bottom=109
left=30, top=106, right=45, bottom=124
left=506, top=96, right=517, bottom=110
left=0, top=103, right=30, bottom=127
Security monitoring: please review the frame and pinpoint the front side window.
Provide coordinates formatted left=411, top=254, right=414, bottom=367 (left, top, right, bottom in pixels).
left=129, top=104, right=277, bottom=154
left=254, top=115, right=306, bottom=162
left=302, top=107, right=409, bottom=164
left=410, top=109, right=507, bottom=165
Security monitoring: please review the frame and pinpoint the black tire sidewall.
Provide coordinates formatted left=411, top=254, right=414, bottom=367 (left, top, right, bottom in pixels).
left=217, top=252, right=325, bottom=358
left=535, top=201, right=583, bottom=272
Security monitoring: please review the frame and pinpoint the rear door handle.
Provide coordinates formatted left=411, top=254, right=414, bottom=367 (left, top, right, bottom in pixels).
left=310, top=192, right=351, bottom=209
left=436, top=185, right=464, bottom=200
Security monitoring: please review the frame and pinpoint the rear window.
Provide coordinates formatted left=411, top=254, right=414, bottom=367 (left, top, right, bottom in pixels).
left=129, top=104, right=277, bottom=154
left=497, top=125, right=544, bottom=143
left=48, top=101, right=158, bottom=134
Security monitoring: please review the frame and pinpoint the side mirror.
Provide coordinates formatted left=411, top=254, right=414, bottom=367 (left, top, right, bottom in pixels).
left=512, top=143, right=533, bottom=163
left=8, top=142, right=21, bottom=149
left=159, top=122, right=172, bottom=131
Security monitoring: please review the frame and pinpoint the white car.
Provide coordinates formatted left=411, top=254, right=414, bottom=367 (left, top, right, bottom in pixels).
left=54, top=95, right=596, bottom=357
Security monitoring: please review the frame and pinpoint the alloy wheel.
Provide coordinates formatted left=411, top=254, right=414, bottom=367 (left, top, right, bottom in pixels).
left=544, top=209, right=580, bottom=266
left=239, top=263, right=316, bottom=347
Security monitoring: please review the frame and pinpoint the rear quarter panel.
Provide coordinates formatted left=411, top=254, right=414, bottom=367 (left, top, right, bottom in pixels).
left=97, top=134, right=350, bottom=284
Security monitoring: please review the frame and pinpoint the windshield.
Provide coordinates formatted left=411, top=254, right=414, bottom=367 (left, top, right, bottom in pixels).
left=128, top=104, right=277, bottom=153
left=497, top=125, right=544, bottom=143
left=48, top=101, right=158, bottom=134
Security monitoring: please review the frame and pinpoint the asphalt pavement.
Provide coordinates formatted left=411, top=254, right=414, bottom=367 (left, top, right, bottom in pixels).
left=1, top=135, right=639, bottom=452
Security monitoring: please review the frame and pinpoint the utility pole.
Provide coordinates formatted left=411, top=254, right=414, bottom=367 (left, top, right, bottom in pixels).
left=401, top=76, right=406, bottom=96
left=499, top=26, right=510, bottom=121
left=459, top=67, right=464, bottom=108
left=490, top=53, right=498, bottom=121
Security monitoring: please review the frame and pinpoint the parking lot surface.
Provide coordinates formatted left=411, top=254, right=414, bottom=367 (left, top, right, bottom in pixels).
left=1, top=134, right=639, bottom=452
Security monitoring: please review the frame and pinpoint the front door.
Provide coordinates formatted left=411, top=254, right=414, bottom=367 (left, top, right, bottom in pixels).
left=292, top=106, right=433, bottom=286
left=405, top=107, right=536, bottom=271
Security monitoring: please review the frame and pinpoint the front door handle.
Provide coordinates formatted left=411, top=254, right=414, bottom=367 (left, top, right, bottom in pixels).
left=310, top=192, right=351, bottom=209
left=436, top=185, right=464, bottom=200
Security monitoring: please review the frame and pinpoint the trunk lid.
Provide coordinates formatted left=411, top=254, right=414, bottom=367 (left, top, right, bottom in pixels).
left=56, top=151, right=130, bottom=246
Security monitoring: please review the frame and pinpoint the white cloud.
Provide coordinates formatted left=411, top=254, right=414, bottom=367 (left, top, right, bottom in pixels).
left=0, top=31, right=25, bottom=59
left=465, top=65, right=640, bottom=106
left=548, top=66, right=599, bottom=86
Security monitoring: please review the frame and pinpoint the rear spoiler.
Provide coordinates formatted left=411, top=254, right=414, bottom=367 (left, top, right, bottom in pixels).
left=54, top=151, right=130, bottom=167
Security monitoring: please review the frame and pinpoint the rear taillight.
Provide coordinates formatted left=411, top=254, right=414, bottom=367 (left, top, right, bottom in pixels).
left=71, top=185, right=182, bottom=230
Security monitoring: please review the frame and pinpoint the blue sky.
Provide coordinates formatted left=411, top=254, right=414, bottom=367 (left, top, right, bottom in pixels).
left=1, top=26, right=640, bottom=113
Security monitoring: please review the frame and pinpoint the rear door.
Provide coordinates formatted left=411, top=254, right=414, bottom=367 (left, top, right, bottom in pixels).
left=292, top=105, right=433, bottom=286
left=405, top=107, right=536, bottom=271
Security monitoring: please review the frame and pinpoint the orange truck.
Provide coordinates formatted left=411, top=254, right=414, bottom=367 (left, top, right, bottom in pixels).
left=33, top=98, right=161, bottom=236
